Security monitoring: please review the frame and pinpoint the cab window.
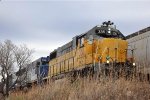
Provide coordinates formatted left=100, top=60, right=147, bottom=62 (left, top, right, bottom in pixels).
left=78, top=37, right=84, bottom=48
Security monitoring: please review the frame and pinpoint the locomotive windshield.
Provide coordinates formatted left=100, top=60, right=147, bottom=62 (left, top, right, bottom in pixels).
left=95, top=21, right=125, bottom=39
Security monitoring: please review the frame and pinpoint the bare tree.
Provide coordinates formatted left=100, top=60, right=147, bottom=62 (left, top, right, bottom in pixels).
left=12, top=44, right=34, bottom=88
left=0, top=40, right=15, bottom=97
left=0, top=40, right=34, bottom=97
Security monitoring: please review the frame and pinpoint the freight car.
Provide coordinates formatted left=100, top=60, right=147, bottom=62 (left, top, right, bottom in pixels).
left=126, top=26, right=150, bottom=81
left=48, top=21, right=135, bottom=80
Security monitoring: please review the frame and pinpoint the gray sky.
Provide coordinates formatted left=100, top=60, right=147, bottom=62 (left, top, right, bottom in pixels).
left=0, top=0, right=150, bottom=61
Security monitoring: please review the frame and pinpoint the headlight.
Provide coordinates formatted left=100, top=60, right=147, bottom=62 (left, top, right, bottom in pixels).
left=108, top=28, right=111, bottom=34
left=108, top=30, right=111, bottom=34
left=133, top=62, right=135, bottom=66
left=106, top=60, right=110, bottom=64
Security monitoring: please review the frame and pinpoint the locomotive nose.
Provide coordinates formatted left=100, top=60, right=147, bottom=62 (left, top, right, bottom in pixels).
left=97, top=38, right=127, bottom=64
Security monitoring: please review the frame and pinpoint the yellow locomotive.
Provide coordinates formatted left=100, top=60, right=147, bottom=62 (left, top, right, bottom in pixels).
left=49, top=21, right=133, bottom=79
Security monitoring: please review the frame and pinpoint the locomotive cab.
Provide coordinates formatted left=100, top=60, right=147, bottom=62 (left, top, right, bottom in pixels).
left=82, top=21, right=128, bottom=64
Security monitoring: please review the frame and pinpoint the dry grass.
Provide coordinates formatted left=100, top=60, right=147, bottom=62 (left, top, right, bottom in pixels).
left=9, top=77, right=150, bottom=100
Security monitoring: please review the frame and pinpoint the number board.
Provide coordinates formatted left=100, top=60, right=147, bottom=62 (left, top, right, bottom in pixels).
left=41, top=57, right=47, bottom=62
left=95, top=29, right=106, bottom=34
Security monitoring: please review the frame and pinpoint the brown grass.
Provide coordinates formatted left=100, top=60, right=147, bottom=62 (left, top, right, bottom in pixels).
left=9, top=77, right=150, bottom=100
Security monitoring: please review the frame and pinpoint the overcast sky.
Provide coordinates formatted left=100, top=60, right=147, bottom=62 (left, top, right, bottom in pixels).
left=0, top=0, right=150, bottom=61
